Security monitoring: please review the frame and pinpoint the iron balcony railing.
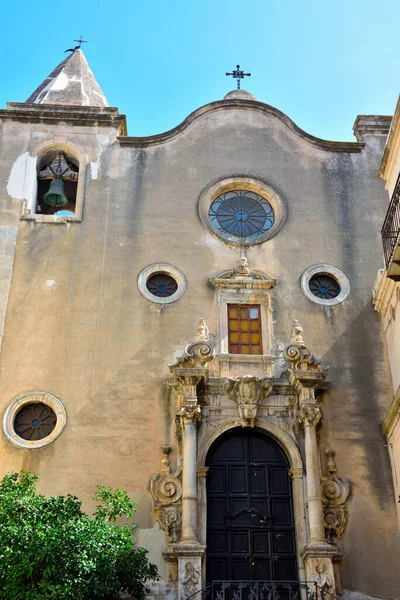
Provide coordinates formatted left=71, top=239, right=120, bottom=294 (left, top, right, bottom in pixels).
left=382, top=172, right=400, bottom=270
left=185, top=581, right=340, bottom=600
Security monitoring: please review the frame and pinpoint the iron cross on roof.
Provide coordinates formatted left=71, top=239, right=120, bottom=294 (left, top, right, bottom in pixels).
left=226, top=64, right=251, bottom=90
left=65, top=37, right=87, bottom=54
left=73, top=36, right=87, bottom=48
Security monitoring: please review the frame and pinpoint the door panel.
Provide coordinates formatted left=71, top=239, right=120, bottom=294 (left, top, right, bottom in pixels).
left=230, top=467, right=247, bottom=493
left=206, top=429, right=297, bottom=583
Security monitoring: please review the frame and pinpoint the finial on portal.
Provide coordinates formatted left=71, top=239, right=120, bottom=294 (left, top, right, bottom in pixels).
left=237, top=256, right=250, bottom=276
left=65, top=36, right=87, bottom=54
left=291, top=319, right=304, bottom=344
left=196, top=318, right=210, bottom=341
left=225, top=64, right=251, bottom=90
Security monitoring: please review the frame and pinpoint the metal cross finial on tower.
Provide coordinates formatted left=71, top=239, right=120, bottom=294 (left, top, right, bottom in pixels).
left=226, top=64, right=251, bottom=90
left=65, top=37, right=88, bottom=54
left=73, top=36, right=87, bottom=48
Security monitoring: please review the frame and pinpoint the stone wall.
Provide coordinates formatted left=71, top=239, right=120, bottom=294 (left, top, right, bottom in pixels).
left=0, top=99, right=399, bottom=597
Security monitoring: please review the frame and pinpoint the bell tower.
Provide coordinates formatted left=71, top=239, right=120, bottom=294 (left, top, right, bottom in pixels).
left=26, top=47, right=109, bottom=107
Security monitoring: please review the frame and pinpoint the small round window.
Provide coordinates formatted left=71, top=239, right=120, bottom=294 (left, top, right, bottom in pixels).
left=14, top=403, right=57, bottom=441
left=309, top=274, right=340, bottom=300
left=209, top=190, right=274, bottom=239
left=3, top=392, right=67, bottom=449
left=146, top=273, right=178, bottom=298
left=301, top=264, right=350, bottom=306
left=138, top=263, right=186, bottom=304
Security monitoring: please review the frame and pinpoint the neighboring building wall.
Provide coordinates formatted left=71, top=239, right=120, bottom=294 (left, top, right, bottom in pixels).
left=375, top=94, right=400, bottom=535
left=0, top=93, right=400, bottom=599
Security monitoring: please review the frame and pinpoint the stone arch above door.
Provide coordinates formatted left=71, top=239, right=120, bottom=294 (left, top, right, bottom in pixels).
left=198, top=419, right=303, bottom=472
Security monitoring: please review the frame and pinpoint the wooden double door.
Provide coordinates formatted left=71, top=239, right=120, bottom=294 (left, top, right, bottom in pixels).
left=206, top=429, right=297, bottom=583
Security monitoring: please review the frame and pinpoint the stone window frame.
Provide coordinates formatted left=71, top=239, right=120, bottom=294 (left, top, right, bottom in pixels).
left=21, top=137, right=87, bottom=223
left=301, top=264, right=350, bottom=306
left=138, top=263, right=187, bottom=304
left=218, top=288, right=273, bottom=357
left=198, top=175, right=287, bottom=245
left=3, top=391, right=67, bottom=449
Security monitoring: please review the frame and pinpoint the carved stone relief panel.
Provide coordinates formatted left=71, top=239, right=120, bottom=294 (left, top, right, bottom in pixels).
left=179, top=560, right=201, bottom=600
left=224, top=375, right=273, bottom=427
left=322, top=449, right=351, bottom=543
left=150, top=445, right=183, bottom=545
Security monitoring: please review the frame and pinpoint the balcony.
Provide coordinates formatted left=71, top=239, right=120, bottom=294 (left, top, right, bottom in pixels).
left=382, top=173, right=400, bottom=280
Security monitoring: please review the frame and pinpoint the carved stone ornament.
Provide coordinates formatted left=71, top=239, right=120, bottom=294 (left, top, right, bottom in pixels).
left=195, top=318, right=210, bottom=341
left=284, top=319, right=324, bottom=372
left=291, top=319, right=304, bottom=343
left=180, top=404, right=201, bottom=426
left=312, top=561, right=334, bottom=595
left=272, top=337, right=290, bottom=378
left=322, top=449, right=351, bottom=543
left=150, top=445, right=183, bottom=544
left=298, top=404, right=322, bottom=427
left=224, top=375, right=273, bottom=427
left=170, top=340, right=215, bottom=370
left=180, top=561, right=200, bottom=600
left=209, top=257, right=277, bottom=291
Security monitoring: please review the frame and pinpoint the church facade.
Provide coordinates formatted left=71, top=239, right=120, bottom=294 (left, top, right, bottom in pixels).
left=0, top=50, right=399, bottom=600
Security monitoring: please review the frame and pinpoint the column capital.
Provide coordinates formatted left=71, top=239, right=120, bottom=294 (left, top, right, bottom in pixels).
left=197, top=466, right=209, bottom=477
left=298, top=404, right=322, bottom=427
left=180, top=404, right=201, bottom=427
left=288, top=467, right=304, bottom=480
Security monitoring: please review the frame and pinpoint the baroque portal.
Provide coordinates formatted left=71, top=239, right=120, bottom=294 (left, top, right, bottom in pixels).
left=150, top=319, right=350, bottom=599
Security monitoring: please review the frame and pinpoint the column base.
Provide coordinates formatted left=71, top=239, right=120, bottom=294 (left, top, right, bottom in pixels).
left=172, top=543, right=206, bottom=600
left=301, top=543, right=337, bottom=597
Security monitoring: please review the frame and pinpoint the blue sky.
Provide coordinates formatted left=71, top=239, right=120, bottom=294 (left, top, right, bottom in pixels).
left=2, top=0, right=399, bottom=141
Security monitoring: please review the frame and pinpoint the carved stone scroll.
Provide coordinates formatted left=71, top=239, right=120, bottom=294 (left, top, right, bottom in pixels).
left=322, top=449, right=351, bottom=543
left=170, top=340, right=215, bottom=370
left=224, top=375, right=272, bottom=427
left=150, top=445, right=183, bottom=544
left=284, top=319, right=325, bottom=373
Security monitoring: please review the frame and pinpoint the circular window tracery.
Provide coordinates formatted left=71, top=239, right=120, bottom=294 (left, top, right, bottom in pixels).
left=301, top=265, right=350, bottom=306
left=138, top=264, right=186, bottom=304
left=209, top=190, right=275, bottom=238
left=3, top=392, right=67, bottom=449
left=146, top=274, right=178, bottom=298
left=198, top=176, right=287, bottom=245
left=309, top=274, right=340, bottom=300
left=14, top=403, right=57, bottom=441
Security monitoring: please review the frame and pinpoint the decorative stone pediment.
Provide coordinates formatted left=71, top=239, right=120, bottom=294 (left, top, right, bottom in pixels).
left=224, top=375, right=273, bottom=427
left=209, top=256, right=276, bottom=291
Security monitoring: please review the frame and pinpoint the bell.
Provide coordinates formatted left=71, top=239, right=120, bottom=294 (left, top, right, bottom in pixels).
left=43, top=178, right=68, bottom=207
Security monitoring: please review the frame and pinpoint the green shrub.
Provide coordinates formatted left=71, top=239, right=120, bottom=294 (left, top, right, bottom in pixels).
left=0, top=471, right=158, bottom=600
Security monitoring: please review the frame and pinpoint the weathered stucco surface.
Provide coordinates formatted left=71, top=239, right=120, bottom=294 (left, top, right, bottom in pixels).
left=0, top=97, right=399, bottom=597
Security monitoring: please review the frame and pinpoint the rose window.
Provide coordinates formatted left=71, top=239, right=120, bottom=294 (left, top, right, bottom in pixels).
left=209, top=190, right=275, bottom=238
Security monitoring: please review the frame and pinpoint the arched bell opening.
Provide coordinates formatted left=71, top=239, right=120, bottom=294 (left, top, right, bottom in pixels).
left=36, top=148, right=79, bottom=216
left=205, top=427, right=298, bottom=586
